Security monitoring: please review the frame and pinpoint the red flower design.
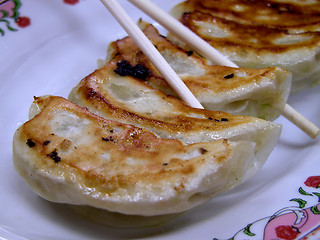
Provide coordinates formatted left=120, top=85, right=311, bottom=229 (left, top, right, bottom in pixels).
left=305, top=176, right=320, bottom=188
left=63, top=0, right=79, bottom=5
left=276, top=225, right=299, bottom=240
left=16, top=16, right=30, bottom=28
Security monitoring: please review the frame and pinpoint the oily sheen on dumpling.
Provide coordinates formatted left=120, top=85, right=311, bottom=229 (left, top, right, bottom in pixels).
left=69, top=60, right=281, bottom=179
left=13, top=96, right=255, bottom=218
left=170, top=0, right=320, bottom=92
left=103, top=22, right=291, bottom=120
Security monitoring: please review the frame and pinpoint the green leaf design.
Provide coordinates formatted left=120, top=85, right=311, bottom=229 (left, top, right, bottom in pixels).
left=0, top=18, right=17, bottom=36
left=0, top=10, right=9, bottom=18
left=299, top=187, right=313, bottom=196
left=6, top=24, right=17, bottom=32
left=311, top=205, right=320, bottom=215
left=0, top=19, right=10, bottom=24
left=313, top=192, right=320, bottom=202
left=12, top=0, right=22, bottom=19
left=291, top=226, right=301, bottom=233
left=244, top=223, right=256, bottom=237
left=290, top=198, right=307, bottom=208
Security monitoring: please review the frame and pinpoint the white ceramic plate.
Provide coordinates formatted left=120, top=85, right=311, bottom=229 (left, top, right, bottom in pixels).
left=1, top=0, right=320, bottom=239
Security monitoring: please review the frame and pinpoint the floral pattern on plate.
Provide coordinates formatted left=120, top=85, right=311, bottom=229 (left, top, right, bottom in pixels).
left=1, top=1, right=319, bottom=239
left=214, top=176, right=320, bottom=240
left=0, top=0, right=32, bottom=35
left=0, top=0, right=80, bottom=36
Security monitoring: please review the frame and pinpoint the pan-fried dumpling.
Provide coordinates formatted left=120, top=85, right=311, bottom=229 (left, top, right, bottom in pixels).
left=13, top=96, right=255, bottom=224
left=170, top=0, right=320, bottom=34
left=69, top=61, right=281, bottom=178
left=170, top=0, right=320, bottom=92
left=103, top=22, right=291, bottom=120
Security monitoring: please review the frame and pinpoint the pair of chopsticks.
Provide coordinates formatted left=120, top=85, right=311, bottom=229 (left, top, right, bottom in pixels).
left=99, top=0, right=320, bottom=139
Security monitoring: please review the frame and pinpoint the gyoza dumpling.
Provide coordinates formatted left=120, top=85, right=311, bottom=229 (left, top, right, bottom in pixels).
left=170, top=0, right=320, bottom=92
left=69, top=60, right=281, bottom=179
left=13, top=95, right=255, bottom=226
left=170, top=0, right=320, bottom=34
left=103, top=22, right=291, bottom=120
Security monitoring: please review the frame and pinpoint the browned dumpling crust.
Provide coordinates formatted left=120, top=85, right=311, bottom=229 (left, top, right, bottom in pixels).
left=69, top=60, right=281, bottom=176
left=104, top=22, right=291, bottom=120
left=13, top=96, right=256, bottom=216
left=172, top=0, right=320, bottom=33
left=170, top=0, right=320, bottom=92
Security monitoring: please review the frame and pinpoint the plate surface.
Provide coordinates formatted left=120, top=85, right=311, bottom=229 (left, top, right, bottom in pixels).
left=1, top=0, right=320, bottom=239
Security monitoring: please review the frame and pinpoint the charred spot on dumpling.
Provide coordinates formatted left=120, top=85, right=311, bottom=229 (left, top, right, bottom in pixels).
left=114, top=60, right=150, bottom=80
left=47, top=150, right=61, bottom=163
left=26, top=139, right=36, bottom=148
left=43, top=141, right=51, bottom=146
left=114, top=60, right=133, bottom=76
left=199, top=148, right=208, bottom=154
left=208, top=117, right=220, bottom=122
left=133, top=64, right=150, bottom=80
left=87, top=89, right=97, bottom=99
left=186, top=50, right=193, bottom=56
left=223, top=73, right=234, bottom=79
left=102, top=136, right=114, bottom=142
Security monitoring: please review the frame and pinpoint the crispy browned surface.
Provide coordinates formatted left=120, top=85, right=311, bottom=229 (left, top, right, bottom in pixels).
left=109, top=23, right=288, bottom=96
left=14, top=96, right=260, bottom=216
left=16, top=96, right=231, bottom=193
left=170, top=1, right=320, bottom=92
left=72, top=61, right=257, bottom=135
left=177, top=0, right=320, bottom=33
left=181, top=11, right=320, bottom=54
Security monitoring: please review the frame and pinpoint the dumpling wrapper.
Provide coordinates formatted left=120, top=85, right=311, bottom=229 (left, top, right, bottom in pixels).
left=69, top=61, right=281, bottom=179
left=103, top=22, right=291, bottom=120
left=13, top=96, right=255, bottom=223
left=170, top=0, right=320, bottom=92
left=170, top=0, right=320, bottom=34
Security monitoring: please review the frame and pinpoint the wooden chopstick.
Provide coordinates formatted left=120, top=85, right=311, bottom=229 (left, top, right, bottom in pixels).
left=99, top=0, right=203, bottom=109
left=128, top=0, right=238, bottom=68
left=128, top=0, right=320, bottom=139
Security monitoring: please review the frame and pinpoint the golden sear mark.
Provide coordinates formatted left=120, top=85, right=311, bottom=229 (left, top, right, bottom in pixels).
left=181, top=11, right=320, bottom=53
left=19, top=96, right=235, bottom=194
left=179, top=0, right=320, bottom=32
